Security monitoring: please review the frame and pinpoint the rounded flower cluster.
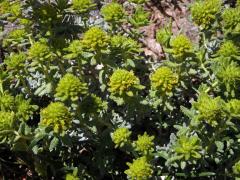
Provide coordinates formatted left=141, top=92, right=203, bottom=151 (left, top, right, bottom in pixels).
left=112, top=127, right=131, bottom=148
left=66, top=173, right=80, bottom=180
left=133, top=132, right=154, bottom=155
left=171, top=34, right=193, bottom=59
left=125, top=157, right=153, bottom=180
left=55, top=73, right=88, bottom=102
left=71, top=0, right=95, bottom=14
left=191, top=0, right=221, bottom=29
left=15, top=95, right=38, bottom=122
left=5, top=52, right=26, bottom=70
left=0, top=111, right=15, bottom=131
left=0, top=0, right=10, bottom=15
left=222, top=7, right=240, bottom=32
left=108, top=69, right=144, bottom=97
left=101, top=3, right=125, bottom=23
left=193, top=93, right=226, bottom=127
left=217, top=41, right=239, bottom=58
left=174, top=135, right=201, bottom=161
left=40, top=102, right=72, bottom=134
left=216, top=61, right=240, bottom=91
left=0, top=93, right=15, bottom=111
left=80, top=94, right=107, bottom=114
left=233, top=160, right=240, bottom=175
left=82, top=27, right=109, bottom=51
left=227, top=99, right=240, bottom=118
left=150, top=67, right=178, bottom=94
left=28, top=40, right=51, bottom=61
left=64, top=40, right=82, bottom=59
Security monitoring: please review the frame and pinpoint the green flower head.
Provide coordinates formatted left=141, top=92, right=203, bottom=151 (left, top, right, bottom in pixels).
left=7, top=29, right=27, bottom=40
left=5, top=52, right=26, bottom=70
left=133, top=132, right=154, bottom=155
left=28, top=40, right=51, bottom=61
left=64, top=40, right=82, bottom=59
left=222, top=7, right=240, bottom=32
left=171, top=34, right=193, bottom=59
left=0, top=93, right=15, bottom=111
left=40, top=102, right=72, bottom=134
left=55, top=73, right=88, bottom=102
left=233, top=160, right=240, bottom=175
left=129, top=7, right=150, bottom=28
left=82, top=27, right=109, bottom=51
left=125, top=157, right=153, bottom=180
left=216, top=61, right=240, bottom=91
left=0, top=111, right=15, bottom=131
left=108, top=69, right=144, bottom=97
left=112, top=127, right=132, bottom=148
left=191, top=0, right=221, bottom=29
left=66, top=173, right=80, bottom=180
left=72, top=0, right=96, bottom=14
left=80, top=94, right=108, bottom=114
left=15, top=95, right=38, bottom=122
left=193, top=93, right=227, bottom=127
left=101, top=3, right=125, bottom=23
left=0, top=0, right=10, bottom=15
left=174, top=135, right=202, bottom=161
left=150, top=66, right=178, bottom=94
left=217, top=41, right=240, bottom=58
left=227, top=99, right=240, bottom=118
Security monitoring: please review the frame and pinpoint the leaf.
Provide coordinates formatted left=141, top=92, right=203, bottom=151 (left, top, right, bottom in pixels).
left=180, top=106, right=194, bottom=119
left=198, top=172, right=215, bottom=177
left=126, top=59, right=135, bottom=67
left=49, top=137, right=59, bottom=152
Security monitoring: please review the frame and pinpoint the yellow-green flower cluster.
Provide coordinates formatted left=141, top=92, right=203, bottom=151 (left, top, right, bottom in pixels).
left=0, top=111, right=15, bottom=131
left=0, top=0, right=10, bottom=15
left=55, top=73, right=88, bottom=102
left=150, top=67, right=178, bottom=94
left=40, top=102, right=72, bottom=134
left=112, top=127, right=131, bottom=148
left=171, top=34, right=193, bottom=59
left=233, top=160, right=240, bottom=175
left=5, top=52, right=26, bottom=70
left=66, top=173, right=80, bottom=180
left=191, top=0, right=222, bottom=29
left=0, top=93, right=15, bottom=111
left=133, top=132, right=154, bottom=155
left=64, top=40, right=82, bottom=59
left=217, top=41, right=240, bottom=58
left=216, top=61, right=240, bottom=91
left=222, top=7, right=240, bottom=32
left=15, top=95, right=38, bottom=122
left=28, top=40, right=51, bottom=61
left=193, top=93, right=226, bottom=127
left=101, top=3, right=125, bottom=23
left=82, top=27, right=109, bottom=51
left=108, top=69, right=144, bottom=97
left=125, top=157, right=153, bottom=180
left=174, top=135, right=202, bottom=161
left=80, top=94, right=107, bottom=114
left=227, top=99, right=240, bottom=118
left=72, top=0, right=95, bottom=14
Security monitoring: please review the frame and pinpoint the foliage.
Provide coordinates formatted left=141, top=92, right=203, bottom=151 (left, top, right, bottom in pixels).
left=1, top=0, right=240, bottom=179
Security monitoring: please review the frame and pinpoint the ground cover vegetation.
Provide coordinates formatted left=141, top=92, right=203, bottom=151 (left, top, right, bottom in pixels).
left=0, top=0, right=240, bottom=179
